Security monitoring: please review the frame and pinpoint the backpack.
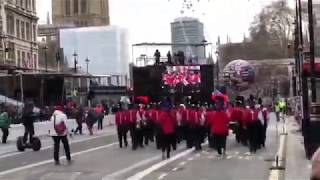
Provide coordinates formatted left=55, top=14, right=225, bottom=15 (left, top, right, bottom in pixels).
left=54, top=115, right=66, bottom=135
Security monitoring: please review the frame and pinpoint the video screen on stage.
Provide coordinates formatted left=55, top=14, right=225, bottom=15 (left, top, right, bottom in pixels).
left=162, top=66, right=201, bottom=87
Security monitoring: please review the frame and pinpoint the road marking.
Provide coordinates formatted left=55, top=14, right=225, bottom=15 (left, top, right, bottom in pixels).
left=235, top=151, right=239, bottom=155
left=102, top=155, right=160, bottom=180
left=70, top=172, right=82, bottom=180
left=172, top=167, right=178, bottom=171
left=103, top=145, right=184, bottom=180
left=158, top=173, right=168, bottom=180
left=127, top=149, right=194, bottom=180
left=226, top=155, right=232, bottom=160
left=179, top=161, right=186, bottom=166
left=0, top=142, right=118, bottom=177
left=187, top=157, right=194, bottom=161
left=195, top=153, right=201, bottom=157
left=0, top=132, right=115, bottom=160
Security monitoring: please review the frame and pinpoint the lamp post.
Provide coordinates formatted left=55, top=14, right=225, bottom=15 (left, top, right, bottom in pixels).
left=73, top=51, right=78, bottom=73
left=85, top=57, right=90, bottom=74
left=43, top=46, right=48, bottom=72
left=202, top=39, right=207, bottom=59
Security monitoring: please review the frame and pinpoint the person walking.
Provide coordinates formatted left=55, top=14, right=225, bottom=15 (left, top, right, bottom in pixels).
left=86, top=108, right=97, bottom=135
left=49, top=106, right=71, bottom=165
left=246, top=105, right=260, bottom=153
left=116, top=110, right=128, bottom=148
left=74, top=106, right=84, bottom=135
left=95, top=104, right=104, bottom=130
left=0, top=105, right=10, bottom=144
left=159, top=103, right=175, bottom=160
left=207, top=98, right=230, bottom=156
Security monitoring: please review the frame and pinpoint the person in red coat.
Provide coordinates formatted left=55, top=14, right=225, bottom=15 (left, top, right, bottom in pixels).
left=159, top=102, right=175, bottom=159
left=230, top=101, right=245, bottom=144
left=245, top=105, right=260, bottom=153
left=115, top=110, right=128, bottom=148
left=126, top=105, right=138, bottom=150
left=207, top=98, right=230, bottom=156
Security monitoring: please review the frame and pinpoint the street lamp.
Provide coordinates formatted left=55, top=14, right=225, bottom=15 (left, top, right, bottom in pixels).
left=73, top=51, right=78, bottom=73
left=42, top=46, right=48, bottom=72
left=202, top=39, right=207, bottom=59
left=85, top=57, right=90, bottom=74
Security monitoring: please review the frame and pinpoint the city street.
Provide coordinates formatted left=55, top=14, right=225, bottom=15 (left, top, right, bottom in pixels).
left=0, top=114, right=281, bottom=180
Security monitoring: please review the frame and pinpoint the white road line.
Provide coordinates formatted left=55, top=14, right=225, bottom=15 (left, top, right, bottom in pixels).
left=195, top=153, right=201, bottom=157
left=70, top=172, right=82, bottom=180
left=179, top=161, right=186, bottom=166
left=126, top=149, right=194, bottom=180
left=187, top=157, right=194, bottom=161
left=0, top=142, right=118, bottom=177
left=0, top=132, right=115, bottom=160
left=172, top=167, right=178, bottom=171
left=226, top=155, right=232, bottom=160
left=158, top=173, right=168, bottom=180
left=102, top=155, right=160, bottom=180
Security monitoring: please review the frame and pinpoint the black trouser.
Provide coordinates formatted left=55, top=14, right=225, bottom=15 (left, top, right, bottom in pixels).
left=185, top=125, right=193, bottom=148
left=176, top=125, right=183, bottom=144
left=74, top=122, right=82, bottom=135
left=98, top=116, right=103, bottom=130
left=154, top=125, right=162, bottom=150
left=248, top=121, right=259, bottom=153
left=193, top=126, right=202, bottom=150
left=1, top=128, right=9, bottom=144
left=276, top=112, right=280, bottom=122
left=259, top=122, right=268, bottom=147
left=117, top=125, right=128, bottom=148
left=212, top=134, right=227, bottom=155
left=52, top=136, right=71, bottom=162
left=23, top=126, right=34, bottom=144
left=162, top=133, right=174, bottom=158
left=130, top=124, right=142, bottom=150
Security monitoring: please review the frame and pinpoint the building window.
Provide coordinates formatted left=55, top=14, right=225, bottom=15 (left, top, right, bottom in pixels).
left=6, top=15, right=14, bottom=35
left=33, top=24, right=36, bottom=42
left=33, top=54, right=37, bottom=68
left=26, top=22, right=30, bottom=40
left=74, top=0, right=79, bottom=14
left=21, top=21, right=25, bottom=39
left=65, top=0, right=71, bottom=15
left=16, top=19, right=20, bottom=38
left=81, top=0, right=86, bottom=14
left=32, top=0, right=35, bottom=12
left=17, top=50, right=21, bottom=67
left=21, top=52, right=25, bottom=67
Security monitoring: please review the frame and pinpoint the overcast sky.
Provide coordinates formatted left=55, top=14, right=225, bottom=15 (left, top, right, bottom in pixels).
left=36, top=0, right=293, bottom=45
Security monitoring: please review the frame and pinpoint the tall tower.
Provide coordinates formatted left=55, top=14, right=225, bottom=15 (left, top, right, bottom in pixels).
left=171, top=17, right=205, bottom=59
left=52, top=0, right=110, bottom=27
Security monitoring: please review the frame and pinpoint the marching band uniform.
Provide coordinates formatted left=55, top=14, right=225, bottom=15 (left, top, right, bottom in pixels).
left=115, top=110, right=128, bottom=148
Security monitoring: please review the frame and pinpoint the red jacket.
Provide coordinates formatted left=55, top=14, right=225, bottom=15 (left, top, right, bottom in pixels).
left=189, top=109, right=200, bottom=127
left=230, top=107, right=244, bottom=122
left=126, top=109, right=137, bottom=124
left=208, top=111, right=230, bottom=135
left=244, top=109, right=259, bottom=124
left=115, top=111, right=125, bottom=126
left=159, top=111, right=175, bottom=135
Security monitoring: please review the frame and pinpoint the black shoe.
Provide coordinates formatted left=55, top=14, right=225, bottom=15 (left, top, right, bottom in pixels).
left=54, top=161, right=60, bottom=166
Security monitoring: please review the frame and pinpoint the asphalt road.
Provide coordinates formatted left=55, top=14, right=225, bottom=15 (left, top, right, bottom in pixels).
left=0, top=114, right=281, bottom=180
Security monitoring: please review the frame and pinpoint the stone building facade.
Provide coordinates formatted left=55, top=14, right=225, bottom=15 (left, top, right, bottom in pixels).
left=52, top=0, right=110, bottom=27
left=0, top=0, right=38, bottom=69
